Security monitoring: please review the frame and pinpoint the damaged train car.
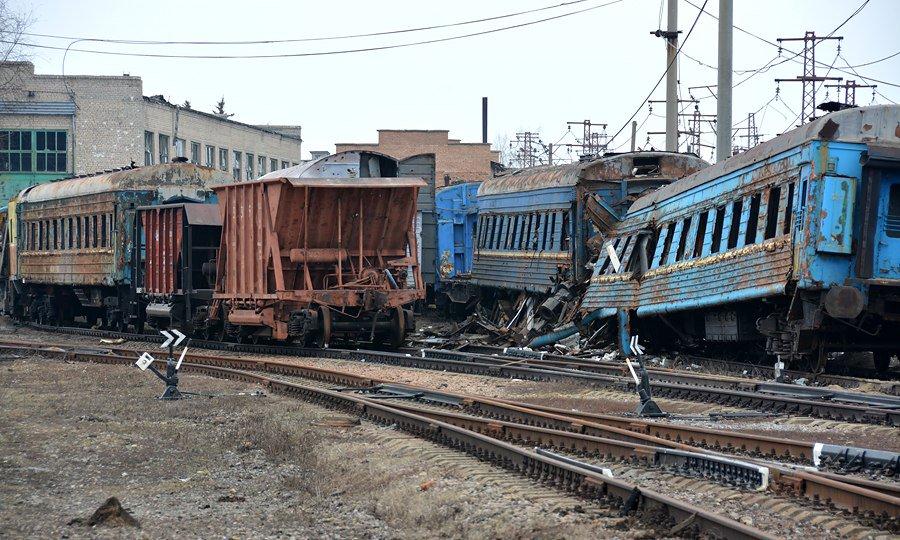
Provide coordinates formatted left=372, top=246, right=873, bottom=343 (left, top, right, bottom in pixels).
left=468, top=151, right=707, bottom=342
left=4, top=162, right=227, bottom=330
left=583, top=104, right=900, bottom=372
left=211, top=151, right=425, bottom=346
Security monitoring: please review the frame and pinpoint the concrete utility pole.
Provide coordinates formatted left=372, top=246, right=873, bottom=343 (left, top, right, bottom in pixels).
left=630, top=120, right=637, bottom=152
left=716, top=0, right=733, bottom=163
left=665, top=0, right=679, bottom=152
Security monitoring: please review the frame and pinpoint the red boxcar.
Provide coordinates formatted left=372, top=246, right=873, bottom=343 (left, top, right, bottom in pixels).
left=211, top=176, right=425, bottom=345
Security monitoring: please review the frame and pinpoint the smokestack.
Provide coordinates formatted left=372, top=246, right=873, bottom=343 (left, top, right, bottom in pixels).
left=482, top=97, right=488, bottom=144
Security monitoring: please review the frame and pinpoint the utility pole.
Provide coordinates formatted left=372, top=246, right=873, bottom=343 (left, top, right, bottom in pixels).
left=824, top=79, right=876, bottom=106
left=564, top=120, right=608, bottom=158
left=630, top=120, right=637, bottom=152
left=652, top=0, right=680, bottom=152
left=775, top=31, right=843, bottom=125
left=716, top=0, right=733, bottom=163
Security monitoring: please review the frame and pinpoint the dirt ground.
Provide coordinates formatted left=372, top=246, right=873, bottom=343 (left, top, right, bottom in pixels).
left=0, top=357, right=658, bottom=539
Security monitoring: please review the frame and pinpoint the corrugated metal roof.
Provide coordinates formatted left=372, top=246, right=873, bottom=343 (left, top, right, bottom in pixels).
left=19, top=163, right=231, bottom=203
left=0, top=100, right=76, bottom=115
left=631, top=104, right=900, bottom=212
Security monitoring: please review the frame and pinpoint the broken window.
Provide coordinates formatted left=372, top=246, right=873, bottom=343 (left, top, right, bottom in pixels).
left=144, top=131, right=154, bottom=166
left=693, top=210, right=709, bottom=257
left=510, top=215, right=520, bottom=249
left=745, top=193, right=761, bottom=245
left=727, top=199, right=743, bottom=249
left=532, top=213, right=542, bottom=251
left=710, top=205, right=726, bottom=254
left=219, top=148, right=228, bottom=172
left=174, top=138, right=186, bottom=158
left=258, top=155, right=267, bottom=176
left=68, top=218, right=74, bottom=249
left=764, top=186, right=781, bottom=240
left=92, top=215, right=99, bottom=248
left=561, top=211, right=570, bottom=251
left=675, top=216, right=692, bottom=261
left=246, top=153, right=255, bottom=180
left=659, top=222, right=676, bottom=266
left=783, top=182, right=795, bottom=235
left=190, top=141, right=200, bottom=164
left=206, top=145, right=215, bottom=168
left=548, top=212, right=557, bottom=250
left=158, top=134, right=170, bottom=164
left=270, top=158, right=278, bottom=173
left=520, top=214, right=530, bottom=250
left=232, top=150, right=242, bottom=181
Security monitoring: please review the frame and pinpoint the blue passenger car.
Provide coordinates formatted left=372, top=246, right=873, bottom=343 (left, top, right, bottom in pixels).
left=584, top=105, right=900, bottom=372
left=433, top=182, right=481, bottom=307
left=471, top=152, right=707, bottom=301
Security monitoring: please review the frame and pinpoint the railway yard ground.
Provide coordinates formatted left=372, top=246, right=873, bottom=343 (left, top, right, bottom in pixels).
left=2, top=325, right=899, bottom=539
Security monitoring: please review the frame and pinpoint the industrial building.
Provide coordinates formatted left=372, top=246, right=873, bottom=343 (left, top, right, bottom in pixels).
left=0, top=61, right=303, bottom=202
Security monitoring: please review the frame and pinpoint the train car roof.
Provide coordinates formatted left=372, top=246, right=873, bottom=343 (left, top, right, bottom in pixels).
left=478, top=151, right=707, bottom=197
left=258, top=150, right=399, bottom=180
left=17, top=162, right=230, bottom=204
left=213, top=176, right=426, bottom=191
left=631, top=104, right=900, bottom=213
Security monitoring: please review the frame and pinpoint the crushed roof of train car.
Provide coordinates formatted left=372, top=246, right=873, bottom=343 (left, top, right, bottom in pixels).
left=258, top=150, right=399, bottom=180
left=631, top=104, right=900, bottom=213
left=478, top=151, right=707, bottom=196
left=18, top=162, right=231, bottom=203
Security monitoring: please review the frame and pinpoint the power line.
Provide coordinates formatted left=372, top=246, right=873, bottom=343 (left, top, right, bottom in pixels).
left=9, top=0, right=624, bottom=60
left=608, top=0, right=709, bottom=147
left=20, top=0, right=595, bottom=46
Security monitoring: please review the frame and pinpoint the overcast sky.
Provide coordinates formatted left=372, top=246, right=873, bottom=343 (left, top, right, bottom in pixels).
left=15, top=0, right=900, bottom=162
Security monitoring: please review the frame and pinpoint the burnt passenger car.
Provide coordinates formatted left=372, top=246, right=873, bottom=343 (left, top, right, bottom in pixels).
left=584, top=105, right=900, bottom=372
left=6, top=163, right=226, bottom=329
left=210, top=151, right=425, bottom=345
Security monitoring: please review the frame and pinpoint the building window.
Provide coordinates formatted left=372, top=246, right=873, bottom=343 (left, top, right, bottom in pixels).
left=232, top=150, right=242, bottom=180
left=270, top=158, right=277, bottom=173
left=246, top=153, right=254, bottom=180
left=258, top=155, right=266, bottom=176
left=144, top=131, right=154, bottom=166
left=291, top=162, right=298, bottom=167
left=281, top=160, right=289, bottom=169
left=190, top=141, right=200, bottom=164
left=0, top=130, right=69, bottom=173
left=205, top=145, right=215, bottom=168
left=159, top=134, right=170, bottom=163
left=174, top=138, right=186, bottom=158
left=219, top=148, right=228, bottom=172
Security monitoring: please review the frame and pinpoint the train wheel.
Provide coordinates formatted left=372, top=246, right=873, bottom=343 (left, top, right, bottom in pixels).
left=314, top=307, right=332, bottom=348
left=389, top=307, right=406, bottom=348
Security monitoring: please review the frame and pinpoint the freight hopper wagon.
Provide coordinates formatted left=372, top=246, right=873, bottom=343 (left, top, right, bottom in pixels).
left=584, top=105, right=900, bottom=373
left=211, top=173, right=426, bottom=346
left=5, top=163, right=227, bottom=330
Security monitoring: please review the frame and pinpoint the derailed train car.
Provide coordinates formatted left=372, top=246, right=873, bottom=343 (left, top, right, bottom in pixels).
left=469, top=152, right=707, bottom=330
left=5, top=162, right=227, bottom=329
left=584, top=104, right=900, bottom=372
left=210, top=151, right=425, bottom=345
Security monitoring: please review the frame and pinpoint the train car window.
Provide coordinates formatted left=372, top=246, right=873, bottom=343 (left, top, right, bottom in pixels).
left=101, top=215, right=107, bottom=247
left=646, top=228, right=660, bottom=267
left=505, top=215, right=514, bottom=249
left=727, top=199, right=743, bottom=249
left=92, top=216, right=98, bottom=248
left=675, top=216, right=692, bottom=261
left=60, top=219, right=66, bottom=249
left=710, top=206, right=726, bottom=254
left=503, top=215, right=513, bottom=249
left=83, top=216, right=90, bottom=249
left=888, top=184, right=900, bottom=238
left=745, top=193, right=761, bottom=245
left=520, top=214, right=529, bottom=250
left=532, top=214, right=542, bottom=251
left=54, top=219, right=60, bottom=250
left=616, top=236, right=632, bottom=273
left=28, top=222, right=33, bottom=250
left=659, top=222, right=676, bottom=266
left=548, top=212, right=557, bottom=250
left=693, top=211, right=709, bottom=258
left=68, top=218, right=74, bottom=249
left=799, top=180, right=808, bottom=228
left=493, top=216, right=502, bottom=249
left=561, top=212, right=570, bottom=251
left=783, top=182, right=795, bottom=235
left=764, top=186, right=781, bottom=240
left=477, top=216, right=485, bottom=248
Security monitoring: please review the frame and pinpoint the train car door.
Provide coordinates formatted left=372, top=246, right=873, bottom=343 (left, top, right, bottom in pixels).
left=874, top=174, right=900, bottom=279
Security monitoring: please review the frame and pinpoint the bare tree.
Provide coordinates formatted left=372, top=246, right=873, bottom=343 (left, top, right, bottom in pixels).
left=182, top=99, right=191, bottom=109
left=213, top=96, right=234, bottom=119
left=0, top=0, right=34, bottom=93
left=493, top=133, right=512, bottom=167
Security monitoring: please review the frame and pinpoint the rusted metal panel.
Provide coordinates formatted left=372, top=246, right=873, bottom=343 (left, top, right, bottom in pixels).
left=183, top=203, right=221, bottom=226
left=816, top=175, right=856, bottom=254
left=140, top=206, right=183, bottom=295
left=213, top=176, right=426, bottom=305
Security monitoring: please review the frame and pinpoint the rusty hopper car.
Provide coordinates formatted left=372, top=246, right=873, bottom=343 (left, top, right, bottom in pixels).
left=134, top=202, right=222, bottom=334
left=8, top=163, right=227, bottom=330
left=212, top=167, right=425, bottom=346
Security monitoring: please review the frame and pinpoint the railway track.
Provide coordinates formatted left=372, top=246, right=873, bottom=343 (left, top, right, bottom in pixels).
left=8, top=339, right=899, bottom=532
left=13, top=323, right=900, bottom=425
left=11, top=344, right=773, bottom=539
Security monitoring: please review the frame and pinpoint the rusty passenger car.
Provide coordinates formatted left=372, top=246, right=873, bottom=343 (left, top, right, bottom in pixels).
left=211, top=151, right=425, bottom=345
left=471, top=152, right=707, bottom=308
left=584, top=104, right=900, bottom=372
left=7, top=162, right=227, bottom=329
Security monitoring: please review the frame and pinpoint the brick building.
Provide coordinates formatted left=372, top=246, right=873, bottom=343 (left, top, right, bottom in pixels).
left=335, top=129, right=499, bottom=185
left=0, top=62, right=302, bottom=203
